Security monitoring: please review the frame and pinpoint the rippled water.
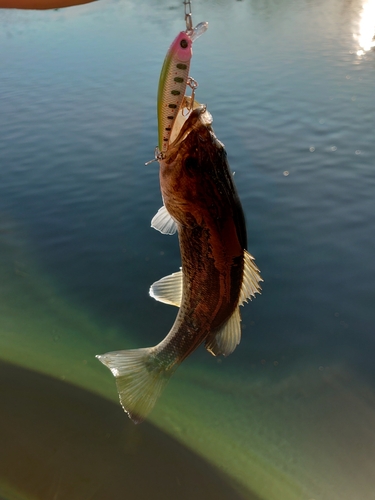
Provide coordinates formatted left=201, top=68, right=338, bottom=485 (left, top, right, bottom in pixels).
left=1, top=0, right=375, bottom=499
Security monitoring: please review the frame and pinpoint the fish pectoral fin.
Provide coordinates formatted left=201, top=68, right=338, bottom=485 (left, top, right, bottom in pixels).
left=239, top=250, right=263, bottom=305
left=151, top=205, right=177, bottom=235
left=149, top=270, right=183, bottom=307
left=205, top=307, right=242, bottom=357
left=96, top=348, right=173, bottom=424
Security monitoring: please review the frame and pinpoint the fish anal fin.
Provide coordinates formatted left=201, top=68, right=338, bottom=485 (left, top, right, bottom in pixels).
left=239, top=250, right=263, bottom=305
left=96, top=348, right=173, bottom=424
left=149, top=270, right=183, bottom=307
left=151, top=205, right=177, bottom=235
left=205, top=308, right=242, bottom=357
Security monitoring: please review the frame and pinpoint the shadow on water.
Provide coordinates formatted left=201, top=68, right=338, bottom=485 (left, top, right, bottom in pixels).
left=0, top=361, right=258, bottom=500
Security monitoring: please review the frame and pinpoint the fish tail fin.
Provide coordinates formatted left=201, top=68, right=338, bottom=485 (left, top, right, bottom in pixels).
left=96, top=348, right=173, bottom=424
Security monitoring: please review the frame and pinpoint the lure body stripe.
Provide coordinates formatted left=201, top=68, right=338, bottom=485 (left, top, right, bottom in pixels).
left=157, top=32, right=193, bottom=152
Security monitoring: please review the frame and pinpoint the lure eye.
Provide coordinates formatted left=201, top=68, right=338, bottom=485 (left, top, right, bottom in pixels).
left=180, top=39, right=188, bottom=49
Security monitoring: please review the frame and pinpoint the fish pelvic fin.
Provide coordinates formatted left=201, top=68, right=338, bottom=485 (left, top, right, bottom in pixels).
left=96, top=348, right=173, bottom=424
left=239, top=250, right=263, bottom=304
left=205, top=307, right=242, bottom=357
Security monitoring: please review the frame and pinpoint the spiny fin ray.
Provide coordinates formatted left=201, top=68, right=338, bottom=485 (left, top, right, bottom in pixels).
left=239, top=250, right=263, bottom=305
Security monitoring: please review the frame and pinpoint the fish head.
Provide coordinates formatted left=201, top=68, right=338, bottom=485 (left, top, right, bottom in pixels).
left=159, top=102, right=220, bottom=227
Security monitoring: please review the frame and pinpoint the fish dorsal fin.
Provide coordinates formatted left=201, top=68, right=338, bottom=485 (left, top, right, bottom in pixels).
left=239, top=250, right=263, bottom=305
left=149, top=270, right=183, bottom=307
left=151, top=205, right=177, bottom=235
left=205, top=307, right=242, bottom=357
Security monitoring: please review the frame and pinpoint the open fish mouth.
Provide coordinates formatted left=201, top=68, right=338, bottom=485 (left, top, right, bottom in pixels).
left=168, top=97, right=211, bottom=147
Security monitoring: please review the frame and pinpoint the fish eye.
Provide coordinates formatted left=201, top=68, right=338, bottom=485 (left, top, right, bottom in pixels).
left=180, top=39, right=188, bottom=49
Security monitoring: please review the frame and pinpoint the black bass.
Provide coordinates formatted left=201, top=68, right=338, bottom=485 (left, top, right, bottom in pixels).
left=96, top=101, right=262, bottom=424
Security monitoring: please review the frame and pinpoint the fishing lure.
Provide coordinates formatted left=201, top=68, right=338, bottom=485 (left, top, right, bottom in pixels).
left=157, top=18, right=208, bottom=153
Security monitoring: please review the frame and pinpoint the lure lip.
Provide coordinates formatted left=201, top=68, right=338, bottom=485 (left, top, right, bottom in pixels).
left=189, top=21, right=208, bottom=42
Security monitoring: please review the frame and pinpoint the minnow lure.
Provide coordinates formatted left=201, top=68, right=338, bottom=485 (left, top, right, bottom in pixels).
left=157, top=21, right=208, bottom=153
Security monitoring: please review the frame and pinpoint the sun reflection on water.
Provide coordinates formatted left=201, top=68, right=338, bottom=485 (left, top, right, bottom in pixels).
left=354, top=0, right=375, bottom=56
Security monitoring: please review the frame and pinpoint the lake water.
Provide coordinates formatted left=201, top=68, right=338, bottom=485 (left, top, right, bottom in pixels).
left=1, top=0, right=375, bottom=498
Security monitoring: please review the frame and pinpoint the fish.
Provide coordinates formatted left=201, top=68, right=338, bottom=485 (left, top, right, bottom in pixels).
left=157, top=22, right=208, bottom=153
left=96, top=99, right=262, bottom=424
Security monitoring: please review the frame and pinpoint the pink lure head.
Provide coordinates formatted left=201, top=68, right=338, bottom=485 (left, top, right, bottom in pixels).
left=169, top=31, right=193, bottom=62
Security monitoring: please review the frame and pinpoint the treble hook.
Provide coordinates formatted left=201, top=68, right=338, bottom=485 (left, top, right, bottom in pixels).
left=145, top=147, right=165, bottom=166
left=188, top=77, right=198, bottom=109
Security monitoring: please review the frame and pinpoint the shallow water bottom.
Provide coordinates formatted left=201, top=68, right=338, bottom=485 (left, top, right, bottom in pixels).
left=0, top=361, right=251, bottom=500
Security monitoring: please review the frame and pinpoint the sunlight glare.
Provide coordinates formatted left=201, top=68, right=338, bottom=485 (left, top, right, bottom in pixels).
left=354, top=0, right=375, bottom=56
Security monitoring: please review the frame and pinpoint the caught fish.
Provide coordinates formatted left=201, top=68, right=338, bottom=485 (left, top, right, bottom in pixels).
left=96, top=99, right=262, bottom=423
left=157, top=21, right=208, bottom=153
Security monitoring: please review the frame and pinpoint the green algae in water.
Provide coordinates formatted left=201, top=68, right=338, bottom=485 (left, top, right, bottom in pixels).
left=1, top=221, right=375, bottom=500
left=0, top=221, right=131, bottom=401
left=0, top=222, right=295, bottom=500
left=157, top=362, right=375, bottom=500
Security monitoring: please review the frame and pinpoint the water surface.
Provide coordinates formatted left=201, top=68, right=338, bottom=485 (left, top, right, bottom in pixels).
left=1, top=0, right=375, bottom=499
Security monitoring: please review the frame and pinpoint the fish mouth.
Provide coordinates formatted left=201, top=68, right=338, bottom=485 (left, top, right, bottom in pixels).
left=168, top=97, right=212, bottom=148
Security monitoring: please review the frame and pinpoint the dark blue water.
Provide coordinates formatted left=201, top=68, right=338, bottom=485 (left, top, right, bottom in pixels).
left=1, top=0, right=375, bottom=498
